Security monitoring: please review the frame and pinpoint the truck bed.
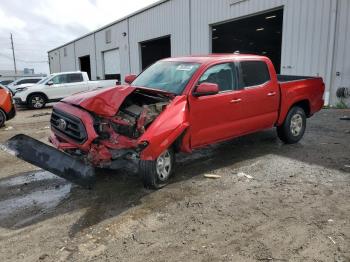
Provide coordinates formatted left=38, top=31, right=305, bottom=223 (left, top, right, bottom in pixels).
left=277, top=74, right=316, bottom=83
left=277, top=75, right=325, bottom=125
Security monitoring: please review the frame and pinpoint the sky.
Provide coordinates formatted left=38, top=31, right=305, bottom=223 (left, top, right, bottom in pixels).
left=0, top=0, right=159, bottom=74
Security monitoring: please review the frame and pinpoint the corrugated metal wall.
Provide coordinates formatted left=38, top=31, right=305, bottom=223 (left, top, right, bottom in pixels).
left=281, top=0, right=337, bottom=105
left=128, top=0, right=191, bottom=72
left=95, top=20, right=129, bottom=80
left=48, top=0, right=348, bottom=106
left=48, top=50, right=60, bottom=73
left=58, top=43, right=76, bottom=72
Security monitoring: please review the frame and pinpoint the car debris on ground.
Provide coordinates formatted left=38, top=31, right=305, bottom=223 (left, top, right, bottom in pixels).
left=236, top=172, right=254, bottom=179
left=204, top=174, right=221, bottom=179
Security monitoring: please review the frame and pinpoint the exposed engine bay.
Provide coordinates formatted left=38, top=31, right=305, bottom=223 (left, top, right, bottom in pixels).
left=94, top=89, right=170, bottom=148
left=112, top=91, right=169, bottom=138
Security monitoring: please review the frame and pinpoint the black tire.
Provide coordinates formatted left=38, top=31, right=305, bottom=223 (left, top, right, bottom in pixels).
left=277, top=106, right=306, bottom=144
left=0, top=109, right=6, bottom=127
left=28, top=94, right=46, bottom=109
left=139, top=148, right=175, bottom=189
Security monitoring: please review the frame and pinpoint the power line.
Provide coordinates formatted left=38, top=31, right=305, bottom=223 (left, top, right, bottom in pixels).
left=0, top=53, right=13, bottom=60
left=0, top=34, right=49, bottom=66
left=0, top=36, right=63, bottom=44
left=0, top=53, right=48, bottom=64
left=1, top=47, right=53, bottom=52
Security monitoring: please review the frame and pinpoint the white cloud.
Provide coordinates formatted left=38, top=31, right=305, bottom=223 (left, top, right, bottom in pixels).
left=0, top=9, right=26, bottom=30
left=0, top=0, right=158, bottom=74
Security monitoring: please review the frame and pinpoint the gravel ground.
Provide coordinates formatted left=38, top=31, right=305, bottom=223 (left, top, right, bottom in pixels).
left=0, top=108, right=349, bottom=262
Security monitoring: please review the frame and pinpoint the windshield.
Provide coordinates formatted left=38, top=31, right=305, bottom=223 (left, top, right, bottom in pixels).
left=37, top=76, right=51, bottom=84
left=131, top=61, right=200, bottom=94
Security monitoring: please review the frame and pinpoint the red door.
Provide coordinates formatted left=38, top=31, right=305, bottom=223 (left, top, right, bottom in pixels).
left=189, top=62, right=242, bottom=147
left=189, top=60, right=280, bottom=148
left=236, top=60, right=279, bottom=133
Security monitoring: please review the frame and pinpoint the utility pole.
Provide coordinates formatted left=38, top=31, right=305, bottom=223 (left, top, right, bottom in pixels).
left=10, top=33, right=17, bottom=78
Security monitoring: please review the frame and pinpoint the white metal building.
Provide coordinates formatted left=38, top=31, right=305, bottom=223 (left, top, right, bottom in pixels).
left=48, top=0, right=350, bottom=106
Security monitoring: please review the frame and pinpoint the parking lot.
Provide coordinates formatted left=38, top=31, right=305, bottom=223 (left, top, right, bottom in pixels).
left=0, top=108, right=349, bottom=262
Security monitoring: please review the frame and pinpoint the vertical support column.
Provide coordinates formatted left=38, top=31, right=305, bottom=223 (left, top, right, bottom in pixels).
left=325, top=0, right=339, bottom=106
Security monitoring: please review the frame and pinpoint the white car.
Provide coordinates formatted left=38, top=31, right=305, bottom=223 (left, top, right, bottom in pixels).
left=13, top=71, right=118, bottom=109
left=7, top=77, right=44, bottom=93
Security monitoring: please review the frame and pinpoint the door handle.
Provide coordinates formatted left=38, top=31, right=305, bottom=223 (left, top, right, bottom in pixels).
left=267, top=92, right=277, bottom=97
left=230, top=98, right=242, bottom=103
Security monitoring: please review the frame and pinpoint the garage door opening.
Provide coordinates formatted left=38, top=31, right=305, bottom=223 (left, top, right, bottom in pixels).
left=212, top=9, right=283, bottom=73
left=140, top=36, right=171, bottom=70
left=103, top=49, right=121, bottom=82
left=79, top=55, right=91, bottom=79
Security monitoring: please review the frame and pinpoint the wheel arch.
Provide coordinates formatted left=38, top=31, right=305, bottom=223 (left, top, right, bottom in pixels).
left=138, top=95, right=189, bottom=161
left=292, top=99, right=311, bottom=117
left=171, top=128, right=188, bottom=153
left=26, top=92, right=49, bottom=104
left=278, top=98, right=311, bottom=126
left=140, top=123, right=189, bottom=161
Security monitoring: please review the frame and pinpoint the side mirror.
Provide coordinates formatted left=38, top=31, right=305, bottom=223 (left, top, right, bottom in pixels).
left=47, top=81, right=54, bottom=86
left=193, top=82, right=219, bottom=97
left=125, top=74, right=137, bottom=84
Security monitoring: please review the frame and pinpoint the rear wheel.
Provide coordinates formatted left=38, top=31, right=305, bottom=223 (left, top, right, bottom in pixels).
left=0, top=109, right=6, bottom=127
left=28, top=94, right=46, bottom=109
left=139, top=148, right=175, bottom=189
left=277, top=106, right=306, bottom=144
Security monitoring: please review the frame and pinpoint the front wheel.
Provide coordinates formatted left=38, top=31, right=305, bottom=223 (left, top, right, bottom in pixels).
left=28, top=94, right=46, bottom=109
left=277, top=106, right=306, bottom=144
left=139, top=148, right=175, bottom=189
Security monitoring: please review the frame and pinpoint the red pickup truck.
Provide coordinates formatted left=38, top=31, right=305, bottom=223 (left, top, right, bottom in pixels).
left=4, top=54, right=324, bottom=189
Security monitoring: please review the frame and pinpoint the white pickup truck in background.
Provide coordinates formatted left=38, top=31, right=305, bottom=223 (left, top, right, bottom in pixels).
left=7, top=77, right=45, bottom=94
left=13, top=71, right=118, bottom=109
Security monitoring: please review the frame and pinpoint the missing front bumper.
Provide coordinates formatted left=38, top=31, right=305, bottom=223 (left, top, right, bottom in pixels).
left=1, top=134, right=96, bottom=188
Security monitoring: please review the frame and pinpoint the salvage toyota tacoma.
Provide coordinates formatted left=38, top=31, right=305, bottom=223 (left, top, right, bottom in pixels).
left=3, top=54, right=325, bottom=189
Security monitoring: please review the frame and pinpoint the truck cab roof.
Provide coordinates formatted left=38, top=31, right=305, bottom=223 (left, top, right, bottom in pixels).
left=51, top=71, right=85, bottom=76
left=162, top=54, right=267, bottom=64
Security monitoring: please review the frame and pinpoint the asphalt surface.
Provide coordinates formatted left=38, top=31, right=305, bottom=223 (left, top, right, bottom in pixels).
left=0, top=108, right=349, bottom=262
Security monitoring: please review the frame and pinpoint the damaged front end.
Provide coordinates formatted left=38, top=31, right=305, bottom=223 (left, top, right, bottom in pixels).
left=1, top=85, right=187, bottom=188
left=49, top=87, right=173, bottom=170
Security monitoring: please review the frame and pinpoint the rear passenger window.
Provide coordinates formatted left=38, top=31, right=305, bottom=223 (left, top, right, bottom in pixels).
left=67, top=73, right=83, bottom=83
left=198, top=63, right=238, bottom=92
left=240, top=61, right=271, bottom=88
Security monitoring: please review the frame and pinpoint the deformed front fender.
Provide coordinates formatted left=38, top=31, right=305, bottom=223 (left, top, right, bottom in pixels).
left=139, top=95, right=189, bottom=161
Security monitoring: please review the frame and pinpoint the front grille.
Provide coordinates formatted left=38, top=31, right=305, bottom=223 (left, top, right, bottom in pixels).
left=51, top=109, right=87, bottom=144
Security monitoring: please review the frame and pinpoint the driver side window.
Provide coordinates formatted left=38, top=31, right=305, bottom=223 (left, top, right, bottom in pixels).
left=198, top=63, right=237, bottom=92
left=51, top=75, right=67, bottom=85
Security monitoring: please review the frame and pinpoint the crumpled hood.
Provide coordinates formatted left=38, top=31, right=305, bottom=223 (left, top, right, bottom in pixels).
left=62, top=85, right=135, bottom=117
